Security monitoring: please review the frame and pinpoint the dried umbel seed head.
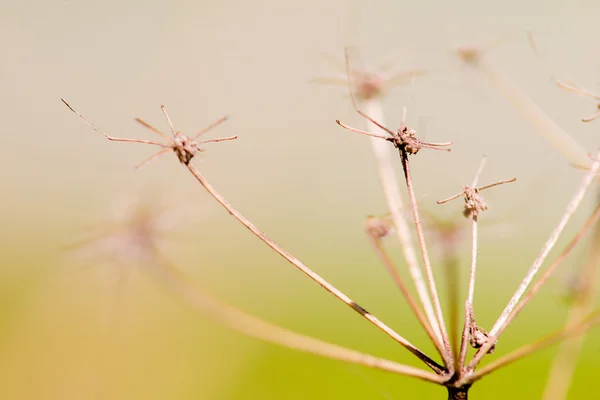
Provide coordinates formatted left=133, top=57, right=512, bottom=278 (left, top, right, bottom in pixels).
left=173, top=132, right=200, bottom=165
left=395, top=126, right=422, bottom=155
left=365, top=215, right=394, bottom=239
left=463, top=187, right=488, bottom=219
left=469, top=325, right=496, bottom=354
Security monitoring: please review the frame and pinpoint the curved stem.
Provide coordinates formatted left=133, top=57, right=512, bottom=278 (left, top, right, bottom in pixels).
left=400, top=151, right=453, bottom=366
left=369, top=235, right=448, bottom=364
left=185, top=163, right=444, bottom=373
left=148, top=250, right=443, bottom=383
left=363, top=98, right=442, bottom=347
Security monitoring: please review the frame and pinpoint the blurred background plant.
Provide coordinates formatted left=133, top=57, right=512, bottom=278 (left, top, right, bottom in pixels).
left=2, top=1, right=600, bottom=399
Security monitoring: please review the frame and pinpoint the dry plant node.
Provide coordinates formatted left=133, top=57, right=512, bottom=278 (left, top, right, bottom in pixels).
left=437, top=174, right=516, bottom=220
left=365, top=214, right=395, bottom=239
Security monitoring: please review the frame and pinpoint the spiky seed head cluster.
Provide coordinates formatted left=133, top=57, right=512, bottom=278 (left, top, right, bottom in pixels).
left=463, top=187, right=488, bottom=219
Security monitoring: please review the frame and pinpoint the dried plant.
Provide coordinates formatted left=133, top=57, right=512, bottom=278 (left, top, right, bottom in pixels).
left=61, top=40, right=600, bottom=399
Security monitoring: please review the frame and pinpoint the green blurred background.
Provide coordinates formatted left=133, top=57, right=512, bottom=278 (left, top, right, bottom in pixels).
left=1, top=0, right=600, bottom=398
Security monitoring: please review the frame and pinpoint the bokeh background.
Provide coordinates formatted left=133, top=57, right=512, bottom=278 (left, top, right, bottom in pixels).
left=1, top=0, right=600, bottom=398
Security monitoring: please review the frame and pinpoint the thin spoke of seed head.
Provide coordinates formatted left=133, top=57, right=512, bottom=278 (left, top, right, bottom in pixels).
left=556, top=79, right=600, bottom=101
left=135, top=147, right=173, bottom=170
left=151, top=251, right=443, bottom=384
left=400, top=152, right=453, bottom=366
left=185, top=162, right=444, bottom=373
left=61, top=99, right=168, bottom=147
left=366, top=227, right=450, bottom=366
left=420, top=142, right=453, bottom=152
left=335, top=120, right=390, bottom=140
left=437, top=193, right=463, bottom=205
left=478, top=177, right=517, bottom=191
left=459, top=218, right=480, bottom=371
left=469, top=147, right=600, bottom=370
left=161, top=105, right=177, bottom=137
left=135, top=117, right=175, bottom=143
left=191, top=116, right=229, bottom=140
left=457, top=157, right=486, bottom=372
left=197, top=135, right=239, bottom=145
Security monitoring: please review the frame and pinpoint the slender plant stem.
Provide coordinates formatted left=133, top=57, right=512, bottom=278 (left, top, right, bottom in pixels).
left=466, top=219, right=479, bottom=317
left=185, top=162, right=444, bottom=373
left=444, top=253, right=461, bottom=373
left=465, top=309, right=600, bottom=383
left=458, top=219, right=478, bottom=372
left=468, top=149, right=600, bottom=371
left=363, top=99, right=442, bottom=345
left=369, top=234, right=449, bottom=364
left=400, top=151, right=453, bottom=366
left=148, top=250, right=444, bottom=383
left=458, top=158, right=486, bottom=372
left=542, top=194, right=600, bottom=400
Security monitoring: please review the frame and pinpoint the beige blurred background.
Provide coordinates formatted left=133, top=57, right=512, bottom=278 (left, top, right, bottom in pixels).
left=1, top=0, right=600, bottom=399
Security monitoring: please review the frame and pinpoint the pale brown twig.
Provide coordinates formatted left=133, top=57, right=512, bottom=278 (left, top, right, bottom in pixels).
left=185, top=162, right=444, bottom=373
left=149, top=249, right=444, bottom=383
left=335, top=49, right=455, bottom=367
left=365, top=217, right=449, bottom=365
left=400, top=151, right=453, bottom=367
left=336, top=47, right=444, bottom=345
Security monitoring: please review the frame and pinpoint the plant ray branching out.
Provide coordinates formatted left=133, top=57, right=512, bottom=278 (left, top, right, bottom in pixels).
left=62, top=36, right=600, bottom=400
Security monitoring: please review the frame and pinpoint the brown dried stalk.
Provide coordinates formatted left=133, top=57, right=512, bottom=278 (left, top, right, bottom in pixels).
left=151, top=249, right=443, bottom=383
left=336, top=70, right=454, bottom=370
left=365, top=215, right=446, bottom=360
left=62, top=99, right=444, bottom=374
left=437, top=157, right=516, bottom=374
left=330, top=48, right=444, bottom=346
